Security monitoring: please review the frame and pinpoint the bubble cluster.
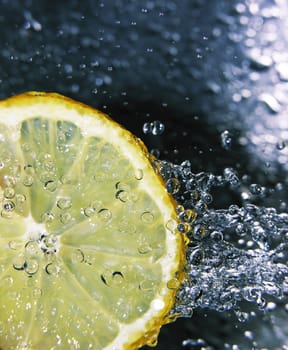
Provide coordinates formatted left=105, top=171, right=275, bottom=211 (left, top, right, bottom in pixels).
left=155, top=159, right=288, bottom=321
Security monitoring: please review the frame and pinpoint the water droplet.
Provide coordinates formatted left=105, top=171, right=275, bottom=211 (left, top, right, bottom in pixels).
left=276, top=141, right=286, bottom=150
left=166, top=178, right=180, bottom=194
left=189, top=248, right=204, bottom=265
left=221, top=130, right=232, bottom=150
left=265, top=301, right=276, bottom=312
left=234, top=309, right=249, bottom=322
left=150, top=148, right=160, bottom=158
left=210, top=231, right=223, bottom=241
left=249, top=183, right=263, bottom=195
left=224, top=167, right=240, bottom=187
left=142, top=120, right=165, bottom=135
left=141, top=211, right=154, bottom=224
left=276, top=62, right=288, bottom=81
left=259, top=93, right=281, bottom=113
left=201, top=191, right=213, bottom=204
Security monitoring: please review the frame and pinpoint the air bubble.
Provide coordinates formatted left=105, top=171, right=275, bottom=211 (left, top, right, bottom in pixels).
left=118, top=220, right=136, bottom=235
left=112, top=271, right=124, bottom=285
left=167, top=278, right=180, bottom=290
left=41, top=212, right=54, bottom=223
left=13, top=256, right=26, bottom=270
left=44, top=180, right=57, bottom=192
left=32, top=287, right=42, bottom=298
left=57, top=132, right=66, bottom=144
left=9, top=240, right=22, bottom=250
left=115, top=190, right=129, bottom=203
left=71, top=249, right=85, bottom=263
left=60, top=212, right=72, bottom=224
left=3, top=175, right=16, bottom=187
left=60, top=174, right=72, bottom=184
left=139, top=279, right=155, bottom=291
left=25, top=241, right=39, bottom=254
left=1, top=209, right=13, bottom=219
left=4, top=187, right=15, bottom=199
left=98, top=208, right=112, bottom=222
left=138, top=242, right=152, bottom=254
left=23, top=175, right=33, bottom=186
left=166, top=219, right=177, bottom=232
left=57, top=197, right=72, bottom=210
left=177, top=223, right=191, bottom=234
left=45, top=263, right=60, bottom=275
left=83, top=206, right=96, bottom=217
left=150, top=149, right=160, bottom=158
left=141, top=211, right=154, bottom=224
left=24, top=258, right=39, bottom=275
left=1, top=275, right=13, bottom=286
left=3, top=201, right=15, bottom=211
left=135, top=168, right=143, bottom=180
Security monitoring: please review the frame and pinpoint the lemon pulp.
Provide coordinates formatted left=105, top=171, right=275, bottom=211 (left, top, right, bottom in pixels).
left=0, top=92, right=185, bottom=350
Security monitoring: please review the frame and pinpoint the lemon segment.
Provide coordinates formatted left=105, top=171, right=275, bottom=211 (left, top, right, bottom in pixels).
left=0, top=92, right=185, bottom=350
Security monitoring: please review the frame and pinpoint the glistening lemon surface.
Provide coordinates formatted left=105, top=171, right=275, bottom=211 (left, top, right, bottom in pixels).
left=0, top=92, right=185, bottom=350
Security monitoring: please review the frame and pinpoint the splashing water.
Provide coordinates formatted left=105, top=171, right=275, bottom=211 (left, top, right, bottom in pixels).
left=148, top=125, right=288, bottom=348
left=158, top=160, right=287, bottom=314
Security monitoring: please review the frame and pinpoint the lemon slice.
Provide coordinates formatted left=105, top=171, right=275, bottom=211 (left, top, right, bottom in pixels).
left=0, top=92, right=185, bottom=350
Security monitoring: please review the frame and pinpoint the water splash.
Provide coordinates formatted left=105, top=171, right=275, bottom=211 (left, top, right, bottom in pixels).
left=152, top=152, right=288, bottom=323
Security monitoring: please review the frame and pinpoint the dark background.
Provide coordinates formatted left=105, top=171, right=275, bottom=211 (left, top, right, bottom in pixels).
left=1, top=0, right=288, bottom=349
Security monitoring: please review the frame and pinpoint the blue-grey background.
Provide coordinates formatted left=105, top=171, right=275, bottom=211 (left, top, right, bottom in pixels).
left=1, top=0, right=288, bottom=349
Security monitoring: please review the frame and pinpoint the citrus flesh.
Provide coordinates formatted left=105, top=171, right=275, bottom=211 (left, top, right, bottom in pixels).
left=0, top=92, right=185, bottom=350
